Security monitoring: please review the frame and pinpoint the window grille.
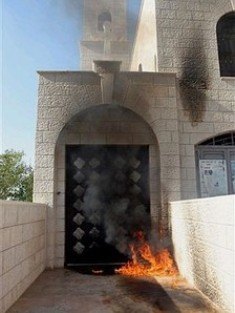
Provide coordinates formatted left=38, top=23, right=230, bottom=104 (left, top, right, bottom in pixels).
left=196, top=132, right=235, bottom=197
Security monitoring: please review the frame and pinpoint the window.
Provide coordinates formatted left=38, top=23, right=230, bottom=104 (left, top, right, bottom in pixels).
left=98, top=11, right=112, bottom=32
left=199, top=132, right=235, bottom=146
left=196, top=132, right=235, bottom=197
left=217, top=12, right=235, bottom=77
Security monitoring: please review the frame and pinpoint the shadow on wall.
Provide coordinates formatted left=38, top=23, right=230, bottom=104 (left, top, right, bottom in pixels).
left=179, top=31, right=209, bottom=125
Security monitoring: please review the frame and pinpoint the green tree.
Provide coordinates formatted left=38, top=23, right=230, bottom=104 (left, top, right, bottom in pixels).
left=0, top=150, right=33, bottom=202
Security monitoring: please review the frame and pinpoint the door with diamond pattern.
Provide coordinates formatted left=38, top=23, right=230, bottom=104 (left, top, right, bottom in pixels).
left=65, top=145, right=150, bottom=267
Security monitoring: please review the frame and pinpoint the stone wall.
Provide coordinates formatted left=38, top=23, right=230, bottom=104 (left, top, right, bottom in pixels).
left=80, top=0, right=130, bottom=70
left=80, top=41, right=131, bottom=71
left=170, top=195, right=234, bottom=313
left=34, top=70, right=180, bottom=268
left=0, top=201, right=46, bottom=313
left=131, top=0, right=235, bottom=199
left=130, top=0, right=157, bottom=72
left=83, top=0, right=128, bottom=42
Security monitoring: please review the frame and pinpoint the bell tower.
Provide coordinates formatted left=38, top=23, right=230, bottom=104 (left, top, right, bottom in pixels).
left=80, top=0, right=130, bottom=70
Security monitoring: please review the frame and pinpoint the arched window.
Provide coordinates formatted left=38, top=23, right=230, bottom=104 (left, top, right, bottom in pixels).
left=196, top=132, right=235, bottom=197
left=216, top=12, right=235, bottom=77
left=98, top=11, right=112, bottom=32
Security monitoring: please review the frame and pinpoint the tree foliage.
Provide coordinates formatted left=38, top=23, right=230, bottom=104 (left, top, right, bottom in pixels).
left=0, top=150, right=33, bottom=202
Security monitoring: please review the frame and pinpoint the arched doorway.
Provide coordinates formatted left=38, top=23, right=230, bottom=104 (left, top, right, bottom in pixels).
left=55, top=104, right=160, bottom=267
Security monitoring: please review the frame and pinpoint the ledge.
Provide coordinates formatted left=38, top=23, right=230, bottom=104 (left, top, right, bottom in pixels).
left=221, top=76, right=235, bottom=81
left=0, top=200, right=47, bottom=206
left=37, top=70, right=95, bottom=74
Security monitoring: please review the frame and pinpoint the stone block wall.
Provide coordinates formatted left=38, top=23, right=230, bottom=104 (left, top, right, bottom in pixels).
left=81, top=0, right=130, bottom=70
left=83, top=0, right=128, bottom=42
left=80, top=41, right=131, bottom=71
left=34, top=70, right=180, bottom=268
left=153, top=0, right=235, bottom=199
left=170, top=195, right=235, bottom=313
left=130, top=0, right=235, bottom=199
left=0, top=201, right=46, bottom=313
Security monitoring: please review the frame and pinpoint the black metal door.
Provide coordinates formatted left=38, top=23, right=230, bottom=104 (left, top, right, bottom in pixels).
left=65, top=145, right=149, bottom=267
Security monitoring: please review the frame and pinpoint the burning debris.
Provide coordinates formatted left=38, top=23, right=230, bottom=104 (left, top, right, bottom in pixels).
left=115, top=232, right=178, bottom=277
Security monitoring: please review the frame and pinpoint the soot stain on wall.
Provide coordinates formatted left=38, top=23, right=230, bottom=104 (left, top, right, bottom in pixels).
left=179, top=33, right=209, bottom=125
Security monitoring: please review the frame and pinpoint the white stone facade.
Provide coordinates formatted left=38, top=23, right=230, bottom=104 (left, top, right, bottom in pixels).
left=34, top=70, right=180, bottom=268
left=34, top=0, right=235, bottom=270
left=80, top=0, right=131, bottom=70
left=131, top=0, right=235, bottom=200
left=170, top=195, right=235, bottom=313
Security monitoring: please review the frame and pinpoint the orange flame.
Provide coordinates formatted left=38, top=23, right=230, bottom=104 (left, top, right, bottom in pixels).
left=115, top=232, right=178, bottom=277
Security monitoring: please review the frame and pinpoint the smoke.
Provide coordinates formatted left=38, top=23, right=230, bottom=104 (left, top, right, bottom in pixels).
left=80, top=146, right=150, bottom=255
left=179, top=31, right=209, bottom=124
left=49, top=0, right=83, bottom=19
left=63, top=0, right=83, bottom=17
left=127, top=0, right=142, bottom=42
left=50, top=0, right=141, bottom=40
left=48, top=0, right=83, bottom=36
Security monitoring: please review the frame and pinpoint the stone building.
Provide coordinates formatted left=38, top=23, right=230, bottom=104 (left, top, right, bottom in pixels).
left=131, top=0, right=235, bottom=200
left=33, top=1, right=235, bottom=304
left=1, top=1, right=234, bottom=312
left=80, top=0, right=131, bottom=70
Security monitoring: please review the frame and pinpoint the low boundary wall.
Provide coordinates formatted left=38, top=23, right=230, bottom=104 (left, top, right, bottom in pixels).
left=170, top=195, right=234, bottom=313
left=0, top=201, right=47, bottom=312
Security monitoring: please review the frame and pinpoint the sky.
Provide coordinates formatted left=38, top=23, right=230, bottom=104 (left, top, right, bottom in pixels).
left=1, top=0, right=141, bottom=165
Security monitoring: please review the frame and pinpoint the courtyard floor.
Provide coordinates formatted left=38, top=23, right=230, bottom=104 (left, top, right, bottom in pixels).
left=7, top=269, right=218, bottom=313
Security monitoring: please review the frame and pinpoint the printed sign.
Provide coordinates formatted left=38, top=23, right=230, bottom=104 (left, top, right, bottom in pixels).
left=199, top=159, right=228, bottom=197
left=231, top=160, right=235, bottom=193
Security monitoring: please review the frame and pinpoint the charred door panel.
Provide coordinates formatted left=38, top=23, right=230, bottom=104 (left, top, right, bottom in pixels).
left=65, top=145, right=149, bottom=266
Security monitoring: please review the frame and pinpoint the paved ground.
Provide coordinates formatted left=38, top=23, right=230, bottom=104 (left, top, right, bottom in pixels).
left=8, top=269, right=218, bottom=313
